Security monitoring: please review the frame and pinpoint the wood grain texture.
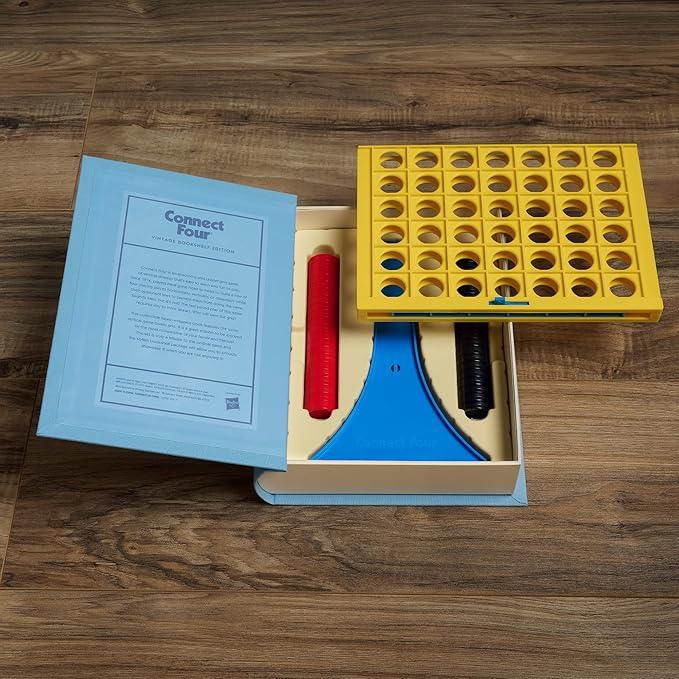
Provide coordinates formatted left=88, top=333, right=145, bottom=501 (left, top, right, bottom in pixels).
left=1, top=591, right=677, bottom=679
left=0, top=379, right=37, bottom=576
left=0, top=213, right=69, bottom=378
left=0, top=72, right=94, bottom=210
left=83, top=68, right=679, bottom=209
left=1, top=1, right=679, bottom=72
left=3, top=380, right=677, bottom=594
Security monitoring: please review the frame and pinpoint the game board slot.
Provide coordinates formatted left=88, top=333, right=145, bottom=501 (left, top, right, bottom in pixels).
left=524, top=198, right=552, bottom=218
left=448, top=149, right=476, bottom=168
left=413, top=150, right=440, bottom=168
left=452, top=249, right=482, bottom=270
left=380, top=277, right=407, bottom=297
left=592, top=149, right=618, bottom=168
left=492, top=276, right=521, bottom=297
left=565, top=248, right=596, bottom=271
left=484, top=150, right=511, bottom=168
left=524, top=221, right=555, bottom=243
left=603, top=248, right=634, bottom=271
left=600, top=222, right=630, bottom=243
left=416, top=249, right=445, bottom=271
left=594, top=174, right=621, bottom=192
left=415, top=222, right=443, bottom=244
left=449, top=174, right=477, bottom=193
left=528, top=249, right=558, bottom=271
left=451, top=222, right=480, bottom=243
left=529, top=276, right=560, bottom=297
left=452, top=276, right=483, bottom=297
left=378, top=223, right=406, bottom=244
left=450, top=198, right=479, bottom=218
left=567, top=275, right=599, bottom=297
left=488, top=223, right=517, bottom=243
left=520, top=149, right=546, bottom=168
left=521, top=174, right=548, bottom=192
left=560, top=197, right=589, bottom=218
left=378, top=198, right=405, bottom=219
left=414, top=174, right=442, bottom=193
left=487, top=198, right=515, bottom=218
left=416, top=275, right=446, bottom=297
left=605, top=274, right=640, bottom=298
left=486, top=173, right=513, bottom=193
left=379, top=249, right=407, bottom=271
left=378, top=150, right=404, bottom=169
left=378, top=174, right=404, bottom=193
left=555, top=149, right=582, bottom=168
left=598, top=198, right=627, bottom=218
left=559, top=174, right=586, bottom=192
left=563, top=222, right=592, bottom=243
left=415, top=198, right=442, bottom=218
left=491, top=249, right=520, bottom=271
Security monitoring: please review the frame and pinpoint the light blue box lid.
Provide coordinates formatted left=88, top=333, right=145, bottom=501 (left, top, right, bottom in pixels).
left=38, top=156, right=297, bottom=471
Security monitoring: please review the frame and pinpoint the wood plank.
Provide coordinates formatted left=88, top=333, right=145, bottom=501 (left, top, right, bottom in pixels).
left=0, top=72, right=94, bottom=210
left=3, top=380, right=678, bottom=594
left=83, top=68, right=679, bottom=210
left=0, top=591, right=677, bottom=679
left=0, top=379, right=37, bottom=577
left=1, top=1, right=679, bottom=71
left=0, top=213, right=69, bottom=378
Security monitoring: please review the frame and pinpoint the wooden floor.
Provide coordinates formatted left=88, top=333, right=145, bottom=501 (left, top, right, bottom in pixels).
left=1, top=2, right=678, bottom=677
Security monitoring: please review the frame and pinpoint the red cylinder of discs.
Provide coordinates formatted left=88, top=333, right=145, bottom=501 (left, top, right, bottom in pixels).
left=303, top=253, right=340, bottom=419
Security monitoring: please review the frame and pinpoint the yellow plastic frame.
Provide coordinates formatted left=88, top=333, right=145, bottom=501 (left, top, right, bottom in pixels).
left=356, top=144, right=663, bottom=322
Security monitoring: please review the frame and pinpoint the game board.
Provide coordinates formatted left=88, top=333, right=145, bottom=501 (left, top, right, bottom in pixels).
left=356, top=144, right=663, bottom=322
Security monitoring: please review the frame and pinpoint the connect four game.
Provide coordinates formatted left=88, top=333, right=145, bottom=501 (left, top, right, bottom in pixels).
left=356, top=144, right=663, bottom=322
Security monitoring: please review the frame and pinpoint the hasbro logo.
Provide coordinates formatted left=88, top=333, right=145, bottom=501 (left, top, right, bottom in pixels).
left=225, top=397, right=240, bottom=411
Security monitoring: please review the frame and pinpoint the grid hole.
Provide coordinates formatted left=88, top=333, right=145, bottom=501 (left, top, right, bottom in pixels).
left=596, top=175, right=620, bottom=192
left=455, top=251, right=480, bottom=270
left=533, top=278, right=559, bottom=297
left=418, top=251, right=443, bottom=270
left=379, top=176, right=403, bottom=193
left=416, top=200, right=440, bottom=218
left=451, top=175, right=475, bottom=192
left=415, top=151, right=438, bottom=168
left=453, top=224, right=479, bottom=243
left=521, top=150, right=545, bottom=167
left=606, top=251, right=632, bottom=270
left=452, top=200, right=477, bottom=218
left=523, top=175, right=547, bottom=192
left=457, top=278, right=482, bottom=297
left=419, top=278, right=444, bottom=297
left=488, top=175, right=511, bottom=192
left=593, top=150, right=617, bottom=167
left=450, top=151, right=474, bottom=168
left=417, top=224, right=441, bottom=244
left=602, top=224, right=628, bottom=243
left=489, top=199, right=513, bottom=218
left=380, top=225, right=405, bottom=244
left=565, top=224, right=590, bottom=243
left=560, top=175, right=584, bottom=192
left=530, top=251, right=555, bottom=270
left=525, top=200, right=550, bottom=217
left=528, top=224, right=553, bottom=243
left=380, top=251, right=405, bottom=271
left=562, top=199, right=588, bottom=217
left=571, top=278, right=597, bottom=297
left=568, top=251, right=594, bottom=270
left=381, top=278, right=406, bottom=297
left=486, top=150, right=510, bottom=168
left=557, top=150, right=581, bottom=167
left=380, top=200, right=404, bottom=218
left=495, top=278, right=520, bottom=297
left=610, top=278, right=635, bottom=297
left=379, top=151, right=403, bottom=169
left=491, top=225, right=515, bottom=243
left=416, top=176, right=440, bottom=193
left=493, top=251, right=517, bottom=270
left=600, top=199, right=624, bottom=217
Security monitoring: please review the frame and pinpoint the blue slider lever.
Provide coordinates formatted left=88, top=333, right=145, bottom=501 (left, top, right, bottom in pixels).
left=311, top=322, right=489, bottom=461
